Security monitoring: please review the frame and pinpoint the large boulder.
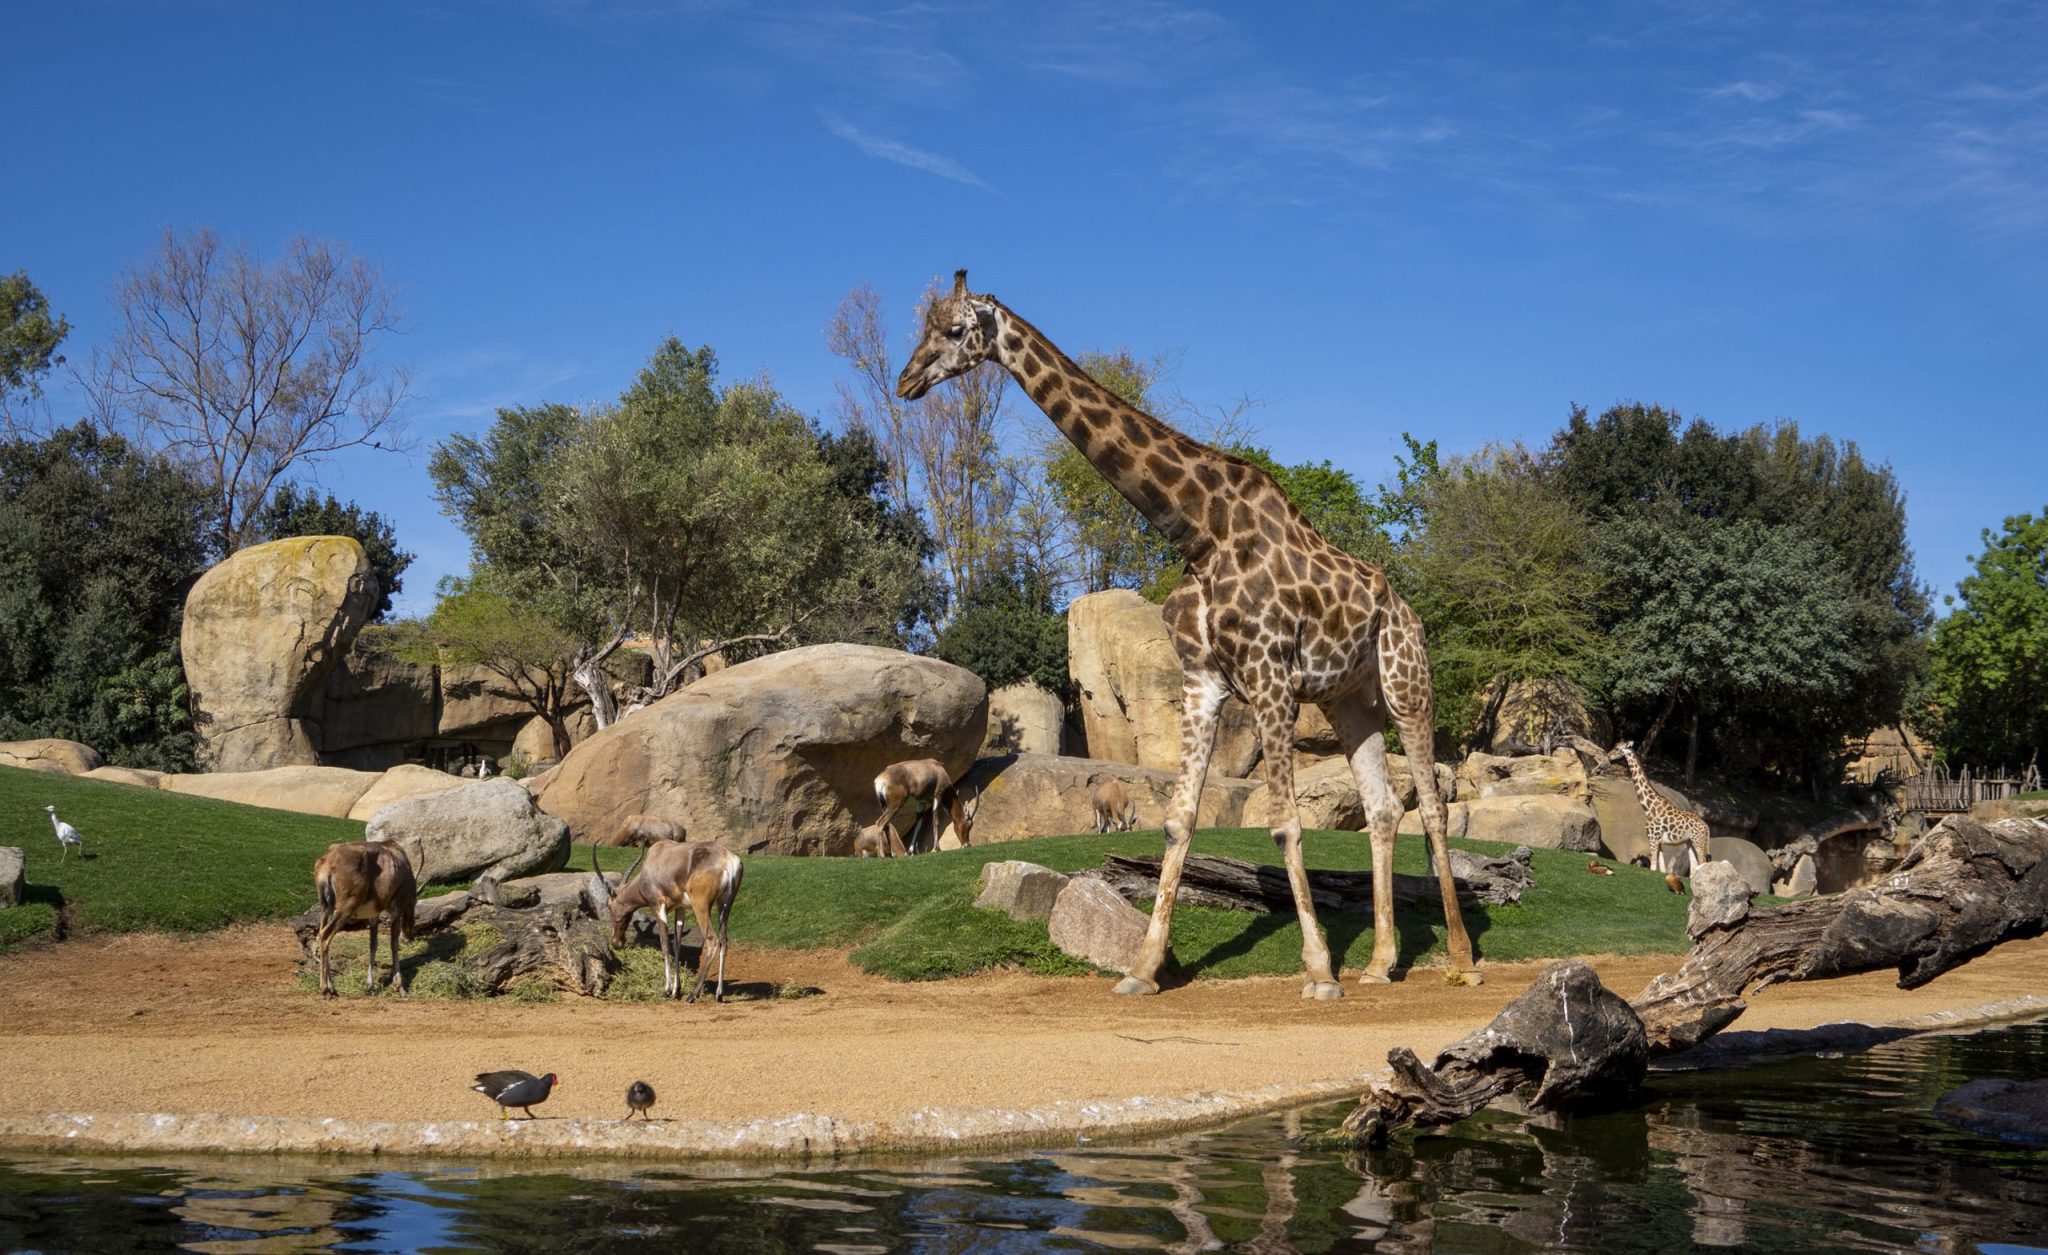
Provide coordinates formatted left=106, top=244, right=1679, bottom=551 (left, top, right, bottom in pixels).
left=82, top=765, right=163, bottom=789
left=319, top=630, right=438, bottom=756
left=181, top=536, right=377, bottom=772
left=1067, top=590, right=1260, bottom=778
left=1048, top=876, right=1149, bottom=973
left=535, top=644, right=987, bottom=856
left=956, top=753, right=1260, bottom=843
left=974, top=861, right=1071, bottom=921
left=160, top=766, right=381, bottom=818
left=1456, top=750, right=1590, bottom=802
left=367, top=778, right=571, bottom=883
left=0, top=739, right=103, bottom=775
left=1709, top=835, right=1776, bottom=896
left=0, top=846, right=23, bottom=907
left=982, top=682, right=1066, bottom=757
left=1401, top=794, right=1603, bottom=852
left=1484, top=675, right=1606, bottom=754
left=345, top=764, right=468, bottom=822
left=1247, top=753, right=1457, bottom=829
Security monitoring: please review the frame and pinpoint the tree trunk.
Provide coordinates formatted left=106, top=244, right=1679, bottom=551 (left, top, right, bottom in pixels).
left=1683, top=702, right=1700, bottom=788
left=573, top=626, right=629, bottom=731
left=1087, top=848, right=1535, bottom=913
left=1640, top=686, right=1680, bottom=760
left=1327, top=815, right=2048, bottom=1147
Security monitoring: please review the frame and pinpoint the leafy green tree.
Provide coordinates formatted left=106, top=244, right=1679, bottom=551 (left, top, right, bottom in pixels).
left=935, top=561, right=1069, bottom=694
left=251, top=484, right=414, bottom=620
left=392, top=573, right=583, bottom=758
left=1927, top=509, right=2048, bottom=766
left=0, top=271, right=69, bottom=425
left=0, top=422, right=211, bottom=768
left=1400, top=445, right=1601, bottom=746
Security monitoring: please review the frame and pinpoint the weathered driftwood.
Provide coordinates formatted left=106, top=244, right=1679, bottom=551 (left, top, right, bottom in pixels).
left=290, top=871, right=624, bottom=997
left=1085, top=845, right=1534, bottom=914
left=1331, top=815, right=2048, bottom=1146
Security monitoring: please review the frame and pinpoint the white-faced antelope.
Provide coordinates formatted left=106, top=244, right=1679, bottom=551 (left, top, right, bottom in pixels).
left=594, top=839, right=744, bottom=1002
left=872, top=759, right=978, bottom=855
left=1091, top=779, right=1139, bottom=833
left=312, top=840, right=418, bottom=998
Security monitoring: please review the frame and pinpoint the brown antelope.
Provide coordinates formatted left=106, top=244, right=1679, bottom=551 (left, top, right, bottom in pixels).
left=1092, top=779, right=1139, bottom=833
left=872, top=758, right=978, bottom=855
left=852, top=822, right=892, bottom=858
left=313, top=840, right=418, bottom=998
left=611, top=812, right=682, bottom=847
left=594, top=839, right=744, bottom=1002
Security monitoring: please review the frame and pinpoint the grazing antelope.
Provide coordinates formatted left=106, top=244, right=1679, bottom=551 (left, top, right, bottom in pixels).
left=594, top=839, right=744, bottom=1002
left=611, top=812, right=682, bottom=847
left=872, top=759, right=978, bottom=855
left=1091, top=779, right=1138, bottom=833
left=852, top=822, right=892, bottom=858
left=313, top=840, right=418, bottom=998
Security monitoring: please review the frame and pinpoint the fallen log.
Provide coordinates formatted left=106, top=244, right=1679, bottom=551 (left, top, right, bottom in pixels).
left=1330, top=815, right=2048, bottom=1146
left=1084, top=845, right=1535, bottom=914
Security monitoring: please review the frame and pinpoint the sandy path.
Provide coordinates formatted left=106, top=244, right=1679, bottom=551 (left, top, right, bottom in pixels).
left=2, top=928, right=2044, bottom=1157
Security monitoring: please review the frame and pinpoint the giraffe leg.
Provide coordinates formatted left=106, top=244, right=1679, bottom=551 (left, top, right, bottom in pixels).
left=1113, top=669, right=1228, bottom=996
left=1253, top=687, right=1341, bottom=999
left=1379, top=616, right=1480, bottom=983
left=1325, top=694, right=1406, bottom=984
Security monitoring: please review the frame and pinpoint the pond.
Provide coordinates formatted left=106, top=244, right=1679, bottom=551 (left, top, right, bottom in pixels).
left=3, top=1019, right=2044, bottom=1253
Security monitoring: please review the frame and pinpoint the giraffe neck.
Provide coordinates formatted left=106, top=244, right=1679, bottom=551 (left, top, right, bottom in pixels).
left=986, top=301, right=1241, bottom=561
left=1620, top=751, right=1670, bottom=819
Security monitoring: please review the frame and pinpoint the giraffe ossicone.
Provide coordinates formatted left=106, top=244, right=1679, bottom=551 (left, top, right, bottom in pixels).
left=898, top=269, right=1479, bottom=997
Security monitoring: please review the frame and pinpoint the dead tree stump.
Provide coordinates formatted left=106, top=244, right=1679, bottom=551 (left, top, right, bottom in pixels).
left=1331, top=815, right=2048, bottom=1146
left=1084, top=845, right=1534, bottom=913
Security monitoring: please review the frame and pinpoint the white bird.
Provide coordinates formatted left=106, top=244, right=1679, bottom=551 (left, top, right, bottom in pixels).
left=43, top=805, right=83, bottom=859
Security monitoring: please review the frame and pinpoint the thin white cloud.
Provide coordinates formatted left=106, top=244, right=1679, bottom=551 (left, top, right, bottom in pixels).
left=820, top=113, right=994, bottom=191
left=1709, top=79, right=1783, bottom=102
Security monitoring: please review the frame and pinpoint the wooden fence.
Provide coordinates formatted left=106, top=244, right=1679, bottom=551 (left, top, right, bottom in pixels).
left=1902, top=764, right=2042, bottom=814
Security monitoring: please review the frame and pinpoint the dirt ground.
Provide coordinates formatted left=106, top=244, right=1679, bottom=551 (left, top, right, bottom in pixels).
left=2, top=927, right=2045, bottom=1134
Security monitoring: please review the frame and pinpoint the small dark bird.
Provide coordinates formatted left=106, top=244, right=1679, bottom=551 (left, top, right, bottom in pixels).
left=625, top=1080, right=657, bottom=1121
left=1586, top=859, right=1614, bottom=876
left=471, top=1070, right=560, bottom=1120
left=1665, top=873, right=1687, bottom=895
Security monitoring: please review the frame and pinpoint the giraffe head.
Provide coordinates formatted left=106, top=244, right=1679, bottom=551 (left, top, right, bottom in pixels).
left=1607, top=740, right=1637, bottom=767
left=896, top=269, right=997, bottom=400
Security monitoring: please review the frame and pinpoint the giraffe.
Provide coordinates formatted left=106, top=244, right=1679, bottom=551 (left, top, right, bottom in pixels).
left=1608, top=740, right=1711, bottom=876
left=896, top=271, right=1477, bottom=998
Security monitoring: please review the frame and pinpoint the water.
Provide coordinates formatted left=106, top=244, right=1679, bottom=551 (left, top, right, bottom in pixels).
left=3, top=1020, right=2045, bottom=1253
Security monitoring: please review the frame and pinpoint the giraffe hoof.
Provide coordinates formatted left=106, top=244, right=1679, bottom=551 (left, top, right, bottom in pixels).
left=1302, top=980, right=1344, bottom=1001
left=1111, top=976, right=1160, bottom=997
left=1359, top=970, right=1393, bottom=986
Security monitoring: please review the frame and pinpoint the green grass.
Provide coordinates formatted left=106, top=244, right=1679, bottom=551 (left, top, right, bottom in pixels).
left=1, top=763, right=365, bottom=950
left=2, top=761, right=1705, bottom=986
left=584, top=828, right=1700, bottom=984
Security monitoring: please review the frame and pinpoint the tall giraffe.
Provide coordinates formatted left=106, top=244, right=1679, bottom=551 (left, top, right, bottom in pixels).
left=897, top=271, right=1476, bottom=998
left=1608, top=740, right=1711, bottom=875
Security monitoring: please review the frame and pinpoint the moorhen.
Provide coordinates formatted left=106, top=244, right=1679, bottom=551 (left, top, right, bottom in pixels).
left=472, top=1070, right=559, bottom=1119
left=625, top=1080, right=656, bottom=1121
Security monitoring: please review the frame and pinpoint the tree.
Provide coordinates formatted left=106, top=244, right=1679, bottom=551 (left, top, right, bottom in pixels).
left=0, top=422, right=212, bottom=769
left=0, top=271, right=69, bottom=428
left=1927, top=509, right=2048, bottom=767
left=393, top=573, right=582, bottom=759
left=251, top=484, right=414, bottom=621
left=87, top=227, right=408, bottom=555
left=1399, top=445, right=1601, bottom=746
left=935, top=561, right=1069, bottom=694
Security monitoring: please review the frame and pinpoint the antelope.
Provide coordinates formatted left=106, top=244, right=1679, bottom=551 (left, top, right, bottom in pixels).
left=1091, top=779, right=1138, bottom=833
left=593, top=839, right=744, bottom=1002
left=872, top=758, right=978, bottom=855
left=852, top=822, right=892, bottom=858
left=611, top=812, right=682, bottom=847
left=312, top=840, right=418, bottom=998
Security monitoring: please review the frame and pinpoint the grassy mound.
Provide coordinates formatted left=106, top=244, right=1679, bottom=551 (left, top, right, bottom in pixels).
left=1, top=763, right=364, bottom=950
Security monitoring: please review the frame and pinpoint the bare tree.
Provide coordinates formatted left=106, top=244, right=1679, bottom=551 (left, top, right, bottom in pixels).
left=87, top=227, right=408, bottom=555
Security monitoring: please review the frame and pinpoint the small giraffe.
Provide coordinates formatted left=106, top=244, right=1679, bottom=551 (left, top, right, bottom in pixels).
left=1608, top=740, right=1711, bottom=876
left=897, top=271, right=1476, bottom=998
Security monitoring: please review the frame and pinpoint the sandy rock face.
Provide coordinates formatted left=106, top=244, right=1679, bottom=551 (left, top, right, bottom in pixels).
left=160, top=765, right=382, bottom=818
left=957, top=753, right=1260, bottom=843
left=180, top=536, right=376, bottom=772
left=535, top=644, right=987, bottom=856
left=1240, top=754, right=1458, bottom=832
left=1709, top=835, right=1776, bottom=896
left=1401, top=794, right=1603, bottom=852
left=0, top=846, right=23, bottom=906
left=1484, top=675, right=1607, bottom=753
left=1455, top=750, right=1590, bottom=802
left=320, top=633, right=438, bottom=757
left=368, top=777, right=571, bottom=883
left=0, top=739, right=104, bottom=775
left=1048, top=876, right=1149, bottom=973
left=82, top=765, right=163, bottom=788
left=982, top=682, right=1066, bottom=757
left=1067, top=590, right=1260, bottom=778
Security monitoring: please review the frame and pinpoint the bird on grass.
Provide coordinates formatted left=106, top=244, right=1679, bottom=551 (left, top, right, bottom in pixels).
left=43, top=806, right=82, bottom=859
left=472, top=1070, right=560, bottom=1120
left=1665, top=872, right=1687, bottom=894
left=625, top=1080, right=656, bottom=1121
left=1586, top=859, right=1614, bottom=876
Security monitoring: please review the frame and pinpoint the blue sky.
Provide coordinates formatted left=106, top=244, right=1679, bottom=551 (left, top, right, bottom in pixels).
left=9, top=1, right=2045, bottom=617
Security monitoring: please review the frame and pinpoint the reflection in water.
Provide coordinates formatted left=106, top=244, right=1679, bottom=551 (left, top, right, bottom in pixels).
left=2, top=1020, right=2045, bottom=1252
